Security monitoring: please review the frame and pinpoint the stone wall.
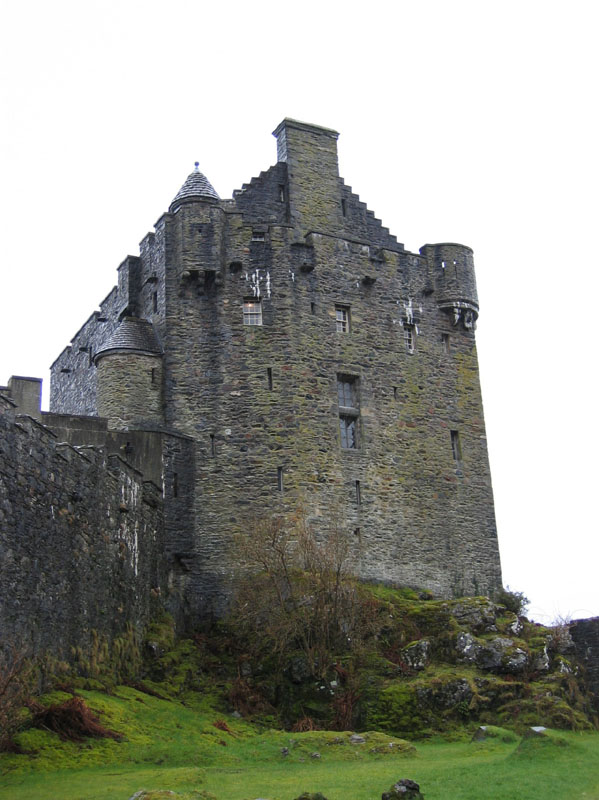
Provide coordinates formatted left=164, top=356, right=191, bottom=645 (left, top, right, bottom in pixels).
left=0, top=395, right=166, bottom=660
left=571, top=617, right=599, bottom=714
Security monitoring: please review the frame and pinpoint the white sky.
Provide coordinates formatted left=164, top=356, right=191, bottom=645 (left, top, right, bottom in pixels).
left=1, top=0, right=597, bottom=623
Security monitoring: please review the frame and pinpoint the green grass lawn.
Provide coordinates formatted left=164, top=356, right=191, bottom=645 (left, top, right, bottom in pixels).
left=1, top=687, right=598, bottom=800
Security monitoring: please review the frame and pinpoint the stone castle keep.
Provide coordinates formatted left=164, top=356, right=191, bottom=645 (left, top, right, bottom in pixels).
left=1, top=119, right=502, bottom=655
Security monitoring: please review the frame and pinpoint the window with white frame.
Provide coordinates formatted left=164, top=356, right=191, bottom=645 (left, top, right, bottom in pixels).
left=243, top=298, right=262, bottom=326
left=335, top=305, right=350, bottom=333
left=404, top=324, right=415, bottom=354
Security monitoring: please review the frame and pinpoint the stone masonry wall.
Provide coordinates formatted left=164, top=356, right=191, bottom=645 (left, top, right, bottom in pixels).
left=46, top=119, right=503, bottom=622
left=163, top=214, right=501, bottom=616
left=571, top=617, right=599, bottom=714
left=96, top=352, right=164, bottom=429
left=0, top=395, right=166, bottom=660
left=50, top=288, right=122, bottom=416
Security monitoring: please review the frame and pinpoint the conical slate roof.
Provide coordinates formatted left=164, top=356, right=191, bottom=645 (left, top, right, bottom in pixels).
left=94, top=317, right=162, bottom=363
left=169, top=163, right=219, bottom=210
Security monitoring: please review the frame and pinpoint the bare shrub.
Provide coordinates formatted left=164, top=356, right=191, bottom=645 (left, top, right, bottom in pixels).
left=212, top=718, right=234, bottom=735
left=227, top=676, right=274, bottom=717
left=28, top=696, right=122, bottom=742
left=290, top=715, right=320, bottom=732
left=233, top=510, right=382, bottom=680
left=549, top=614, right=574, bottom=654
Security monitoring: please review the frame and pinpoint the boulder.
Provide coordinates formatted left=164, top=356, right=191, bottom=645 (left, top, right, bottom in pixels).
left=293, top=794, right=328, bottom=800
left=400, top=640, right=430, bottom=671
left=416, top=677, right=472, bottom=710
left=504, top=647, right=528, bottom=674
left=508, top=616, right=524, bottom=636
left=524, top=726, right=547, bottom=737
left=532, top=644, right=550, bottom=673
left=128, top=793, right=177, bottom=800
left=382, top=778, right=424, bottom=799
left=477, top=638, right=513, bottom=671
left=450, top=599, right=498, bottom=633
left=455, top=633, right=529, bottom=673
left=471, top=725, right=490, bottom=741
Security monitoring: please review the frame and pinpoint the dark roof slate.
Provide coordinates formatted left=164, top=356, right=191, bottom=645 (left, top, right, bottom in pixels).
left=170, top=163, right=219, bottom=210
left=94, top=318, right=162, bottom=363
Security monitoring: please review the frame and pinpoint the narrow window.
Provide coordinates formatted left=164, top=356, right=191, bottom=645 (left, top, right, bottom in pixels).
left=277, top=466, right=284, bottom=492
left=279, top=185, right=286, bottom=202
left=404, top=324, right=415, bottom=354
left=243, top=298, right=262, bottom=326
left=354, top=527, right=361, bottom=537
left=153, top=291, right=158, bottom=312
left=210, top=434, right=216, bottom=457
left=251, top=231, right=265, bottom=242
left=267, top=367, right=273, bottom=390
left=311, top=301, right=316, bottom=315
left=338, top=377, right=357, bottom=408
left=340, top=416, right=358, bottom=449
left=442, top=333, right=450, bottom=353
left=335, top=304, right=350, bottom=333
left=173, top=472, right=179, bottom=498
left=393, top=386, right=398, bottom=400
left=355, top=480, right=361, bottom=505
left=151, top=368, right=157, bottom=384
left=341, top=198, right=347, bottom=217
left=450, top=431, right=462, bottom=469
left=337, top=374, right=360, bottom=449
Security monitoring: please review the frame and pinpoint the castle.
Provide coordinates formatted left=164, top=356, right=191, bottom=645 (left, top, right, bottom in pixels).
left=0, top=119, right=502, bottom=654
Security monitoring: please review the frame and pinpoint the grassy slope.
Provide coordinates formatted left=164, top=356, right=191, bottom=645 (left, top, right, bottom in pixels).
left=1, top=687, right=599, bottom=800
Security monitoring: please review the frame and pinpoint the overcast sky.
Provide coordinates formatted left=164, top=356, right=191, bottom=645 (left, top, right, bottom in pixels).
left=1, top=0, right=597, bottom=623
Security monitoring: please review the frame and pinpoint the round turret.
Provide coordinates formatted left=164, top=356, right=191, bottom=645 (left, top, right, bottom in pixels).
left=94, top=317, right=164, bottom=429
left=421, top=243, right=479, bottom=329
left=169, top=162, right=220, bottom=212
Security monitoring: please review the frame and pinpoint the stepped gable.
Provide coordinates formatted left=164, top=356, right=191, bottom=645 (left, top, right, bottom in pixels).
left=169, top=162, right=220, bottom=211
left=94, top=317, right=162, bottom=363
left=232, top=162, right=288, bottom=224
left=338, top=178, right=403, bottom=251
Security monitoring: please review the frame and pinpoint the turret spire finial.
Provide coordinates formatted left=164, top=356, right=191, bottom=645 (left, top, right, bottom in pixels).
left=194, top=162, right=200, bottom=172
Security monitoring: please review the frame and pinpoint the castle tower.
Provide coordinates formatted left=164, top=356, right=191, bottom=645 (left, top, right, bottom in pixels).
left=49, top=120, right=502, bottom=621
left=94, top=317, right=164, bottom=429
